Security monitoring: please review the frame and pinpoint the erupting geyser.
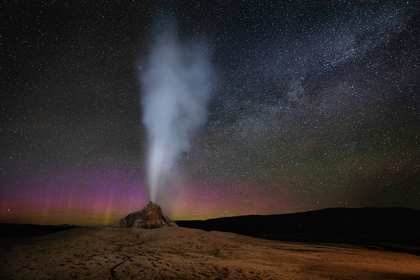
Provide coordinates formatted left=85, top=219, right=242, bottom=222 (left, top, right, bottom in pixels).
left=140, top=18, right=213, bottom=201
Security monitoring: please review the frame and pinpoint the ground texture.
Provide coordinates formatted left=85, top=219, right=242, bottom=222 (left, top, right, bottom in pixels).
left=1, top=227, right=419, bottom=280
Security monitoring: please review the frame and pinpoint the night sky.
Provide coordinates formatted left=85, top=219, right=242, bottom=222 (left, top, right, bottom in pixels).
left=1, top=0, right=420, bottom=225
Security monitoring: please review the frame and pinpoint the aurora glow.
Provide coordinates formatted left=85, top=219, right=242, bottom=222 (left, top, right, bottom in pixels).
left=1, top=0, right=419, bottom=225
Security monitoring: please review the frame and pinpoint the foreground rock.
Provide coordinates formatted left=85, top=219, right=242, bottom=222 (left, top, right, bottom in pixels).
left=1, top=226, right=420, bottom=280
left=113, top=201, right=177, bottom=229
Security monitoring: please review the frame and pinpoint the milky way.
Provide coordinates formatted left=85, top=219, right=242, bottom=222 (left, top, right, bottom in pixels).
left=1, top=1, right=419, bottom=225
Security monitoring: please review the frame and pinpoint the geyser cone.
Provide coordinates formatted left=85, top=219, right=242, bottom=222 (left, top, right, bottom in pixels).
left=115, top=202, right=177, bottom=229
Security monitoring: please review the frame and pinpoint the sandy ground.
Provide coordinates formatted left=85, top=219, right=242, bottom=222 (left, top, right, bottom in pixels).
left=1, top=227, right=419, bottom=280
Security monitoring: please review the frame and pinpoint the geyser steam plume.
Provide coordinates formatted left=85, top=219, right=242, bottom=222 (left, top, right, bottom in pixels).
left=140, top=19, right=213, bottom=202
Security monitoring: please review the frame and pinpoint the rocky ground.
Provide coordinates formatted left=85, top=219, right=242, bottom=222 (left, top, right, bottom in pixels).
left=1, top=226, right=419, bottom=280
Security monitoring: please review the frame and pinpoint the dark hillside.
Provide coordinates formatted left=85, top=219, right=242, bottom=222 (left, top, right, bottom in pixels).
left=177, top=207, right=420, bottom=245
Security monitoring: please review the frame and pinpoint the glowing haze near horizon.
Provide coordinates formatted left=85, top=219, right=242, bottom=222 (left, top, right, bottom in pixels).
left=1, top=1, right=420, bottom=226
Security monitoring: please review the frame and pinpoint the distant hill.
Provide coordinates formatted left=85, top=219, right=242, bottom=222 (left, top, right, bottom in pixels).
left=0, top=223, right=79, bottom=239
left=177, top=207, right=420, bottom=245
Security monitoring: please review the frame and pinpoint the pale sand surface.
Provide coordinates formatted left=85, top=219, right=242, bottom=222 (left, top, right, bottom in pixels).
left=1, top=227, right=419, bottom=280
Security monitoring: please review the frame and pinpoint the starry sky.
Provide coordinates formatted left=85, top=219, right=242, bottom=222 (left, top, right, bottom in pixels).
left=1, top=0, right=420, bottom=226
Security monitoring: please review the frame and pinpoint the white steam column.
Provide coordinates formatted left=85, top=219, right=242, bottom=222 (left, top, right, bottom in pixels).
left=140, top=20, right=213, bottom=202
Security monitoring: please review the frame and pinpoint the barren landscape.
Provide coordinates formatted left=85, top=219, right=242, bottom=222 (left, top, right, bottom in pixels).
left=2, top=1, right=420, bottom=279
left=1, top=226, right=419, bottom=280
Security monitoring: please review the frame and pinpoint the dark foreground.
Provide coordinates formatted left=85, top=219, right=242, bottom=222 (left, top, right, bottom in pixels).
left=1, top=226, right=420, bottom=280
